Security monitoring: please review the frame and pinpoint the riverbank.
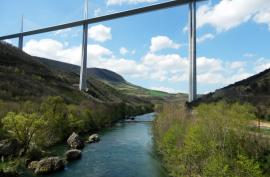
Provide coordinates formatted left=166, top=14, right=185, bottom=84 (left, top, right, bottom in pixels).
left=19, top=113, right=167, bottom=177
left=0, top=96, right=153, bottom=176
left=153, top=102, right=270, bottom=176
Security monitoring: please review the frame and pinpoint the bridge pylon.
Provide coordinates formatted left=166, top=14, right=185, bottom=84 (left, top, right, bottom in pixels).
left=79, top=0, right=88, bottom=91
left=188, top=0, right=197, bottom=102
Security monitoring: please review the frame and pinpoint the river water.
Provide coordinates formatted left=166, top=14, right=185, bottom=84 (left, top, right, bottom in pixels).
left=24, top=113, right=168, bottom=177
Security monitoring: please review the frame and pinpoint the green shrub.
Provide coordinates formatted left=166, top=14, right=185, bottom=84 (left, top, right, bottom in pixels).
left=2, top=112, right=46, bottom=153
left=153, top=102, right=269, bottom=177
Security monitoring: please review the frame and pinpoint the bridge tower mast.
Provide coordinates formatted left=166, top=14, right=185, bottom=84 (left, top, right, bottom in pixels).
left=189, top=0, right=197, bottom=102
left=18, top=15, right=24, bottom=50
left=79, top=0, right=88, bottom=91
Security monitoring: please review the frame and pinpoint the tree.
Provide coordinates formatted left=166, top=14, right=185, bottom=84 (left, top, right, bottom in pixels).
left=2, top=112, right=46, bottom=153
left=40, top=96, right=69, bottom=145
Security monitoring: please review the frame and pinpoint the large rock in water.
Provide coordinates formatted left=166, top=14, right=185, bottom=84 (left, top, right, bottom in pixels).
left=0, top=139, right=21, bottom=157
left=27, top=161, right=39, bottom=171
left=65, top=149, right=81, bottom=162
left=67, top=132, right=84, bottom=149
left=34, top=157, right=65, bottom=175
left=87, top=134, right=100, bottom=143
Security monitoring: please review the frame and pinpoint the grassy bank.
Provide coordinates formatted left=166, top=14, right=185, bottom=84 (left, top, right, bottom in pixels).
left=153, top=102, right=270, bottom=177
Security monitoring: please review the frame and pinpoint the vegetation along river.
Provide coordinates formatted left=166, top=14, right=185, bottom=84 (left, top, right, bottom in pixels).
left=23, top=113, right=168, bottom=177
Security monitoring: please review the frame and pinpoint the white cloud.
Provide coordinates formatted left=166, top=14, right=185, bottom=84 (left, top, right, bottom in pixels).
left=120, top=47, right=128, bottom=55
left=3, top=39, right=13, bottom=44
left=253, top=7, right=270, bottom=31
left=88, top=24, right=112, bottom=42
left=23, top=39, right=112, bottom=66
left=23, top=38, right=269, bottom=92
left=255, top=58, right=270, bottom=72
left=94, top=8, right=102, bottom=17
left=107, top=0, right=158, bottom=6
left=197, top=33, right=215, bottom=43
left=54, top=28, right=71, bottom=35
left=150, top=86, right=178, bottom=93
left=53, top=28, right=79, bottom=38
left=197, top=57, right=222, bottom=73
left=197, top=0, right=270, bottom=32
left=150, top=36, right=180, bottom=52
left=243, top=53, right=255, bottom=58
left=229, top=61, right=245, bottom=69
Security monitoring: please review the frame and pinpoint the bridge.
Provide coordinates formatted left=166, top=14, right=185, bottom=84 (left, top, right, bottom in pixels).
left=0, top=0, right=204, bottom=102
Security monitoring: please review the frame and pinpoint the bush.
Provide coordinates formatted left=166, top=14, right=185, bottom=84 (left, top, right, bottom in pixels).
left=2, top=112, right=46, bottom=153
left=153, top=102, right=269, bottom=176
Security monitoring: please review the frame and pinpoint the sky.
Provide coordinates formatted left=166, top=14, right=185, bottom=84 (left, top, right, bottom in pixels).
left=0, top=0, right=270, bottom=94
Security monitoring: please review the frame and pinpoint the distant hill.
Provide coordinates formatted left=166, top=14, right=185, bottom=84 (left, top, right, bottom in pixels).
left=0, top=41, right=152, bottom=108
left=35, top=57, right=187, bottom=103
left=35, top=57, right=126, bottom=83
left=191, top=68, right=270, bottom=119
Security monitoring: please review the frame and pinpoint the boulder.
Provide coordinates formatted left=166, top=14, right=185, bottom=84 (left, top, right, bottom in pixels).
left=0, top=139, right=21, bottom=157
left=87, top=134, right=100, bottom=143
left=34, top=157, right=64, bottom=175
left=65, top=149, right=81, bottom=162
left=27, top=161, right=39, bottom=170
left=67, top=132, right=84, bottom=149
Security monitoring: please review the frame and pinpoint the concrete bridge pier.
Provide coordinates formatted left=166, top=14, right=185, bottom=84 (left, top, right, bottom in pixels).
left=79, top=0, right=88, bottom=91
left=189, top=0, right=197, bottom=102
left=18, top=15, right=24, bottom=50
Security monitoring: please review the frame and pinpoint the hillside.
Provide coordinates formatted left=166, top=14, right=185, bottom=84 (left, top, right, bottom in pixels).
left=191, top=68, right=270, bottom=119
left=0, top=41, right=151, bottom=108
left=35, top=57, right=187, bottom=103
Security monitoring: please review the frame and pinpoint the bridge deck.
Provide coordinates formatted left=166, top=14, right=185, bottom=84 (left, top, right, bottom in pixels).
left=0, top=0, right=204, bottom=40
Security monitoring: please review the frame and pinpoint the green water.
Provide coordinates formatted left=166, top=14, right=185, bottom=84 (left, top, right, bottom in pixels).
left=23, top=113, right=168, bottom=177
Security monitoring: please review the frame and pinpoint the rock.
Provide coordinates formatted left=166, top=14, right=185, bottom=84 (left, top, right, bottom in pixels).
left=27, top=161, right=39, bottom=170
left=0, top=170, right=18, bottom=177
left=0, top=139, right=21, bottom=157
left=87, top=134, right=100, bottom=143
left=34, top=157, right=65, bottom=175
left=67, top=132, right=84, bottom=149
left=65, top=149, right=82, bottom=162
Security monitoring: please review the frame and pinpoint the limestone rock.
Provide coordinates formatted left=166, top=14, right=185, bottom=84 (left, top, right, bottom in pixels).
left=34, top=157, right=64, bottom=175
left=67, top=132, right=84, bottom=149
left=87, top=134, right=100, bottom=143
left=65, top=149, right=82, bottom=162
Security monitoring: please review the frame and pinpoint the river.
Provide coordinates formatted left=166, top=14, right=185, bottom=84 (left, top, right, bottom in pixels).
left=23, top=113, right=168, bottom=177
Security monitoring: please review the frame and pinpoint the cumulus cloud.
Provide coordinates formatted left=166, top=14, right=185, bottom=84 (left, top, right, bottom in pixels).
left=197, top=0, right=270, bottom=32
left=150, top=36, right=180, bottom=53
left=229, top=61, right=246, bottom=69
left=120, top=47, right=128, bottom=55
left=253, top=7, right=270, bottom=31
left=197, top=33, right=215, bottom=43
left=23, top=39, right=112, bottom=66
left=150, top=86, right=179, bottom=93
left=107, top=0, right=158, bottom=6
left=243, top=53, right=255, bottom=58
left=94, top=8, right=102, bottom=17
left=88, top=24, right=112, bottom=42
left=255, top=58, right=270, bottom=72
left=23, top=38, right=267, bottom=91
left=4, top=39, right=13, bottom=44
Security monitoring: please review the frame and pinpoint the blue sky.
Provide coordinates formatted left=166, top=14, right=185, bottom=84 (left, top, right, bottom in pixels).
left=1, top=0, right=270, bottom=94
